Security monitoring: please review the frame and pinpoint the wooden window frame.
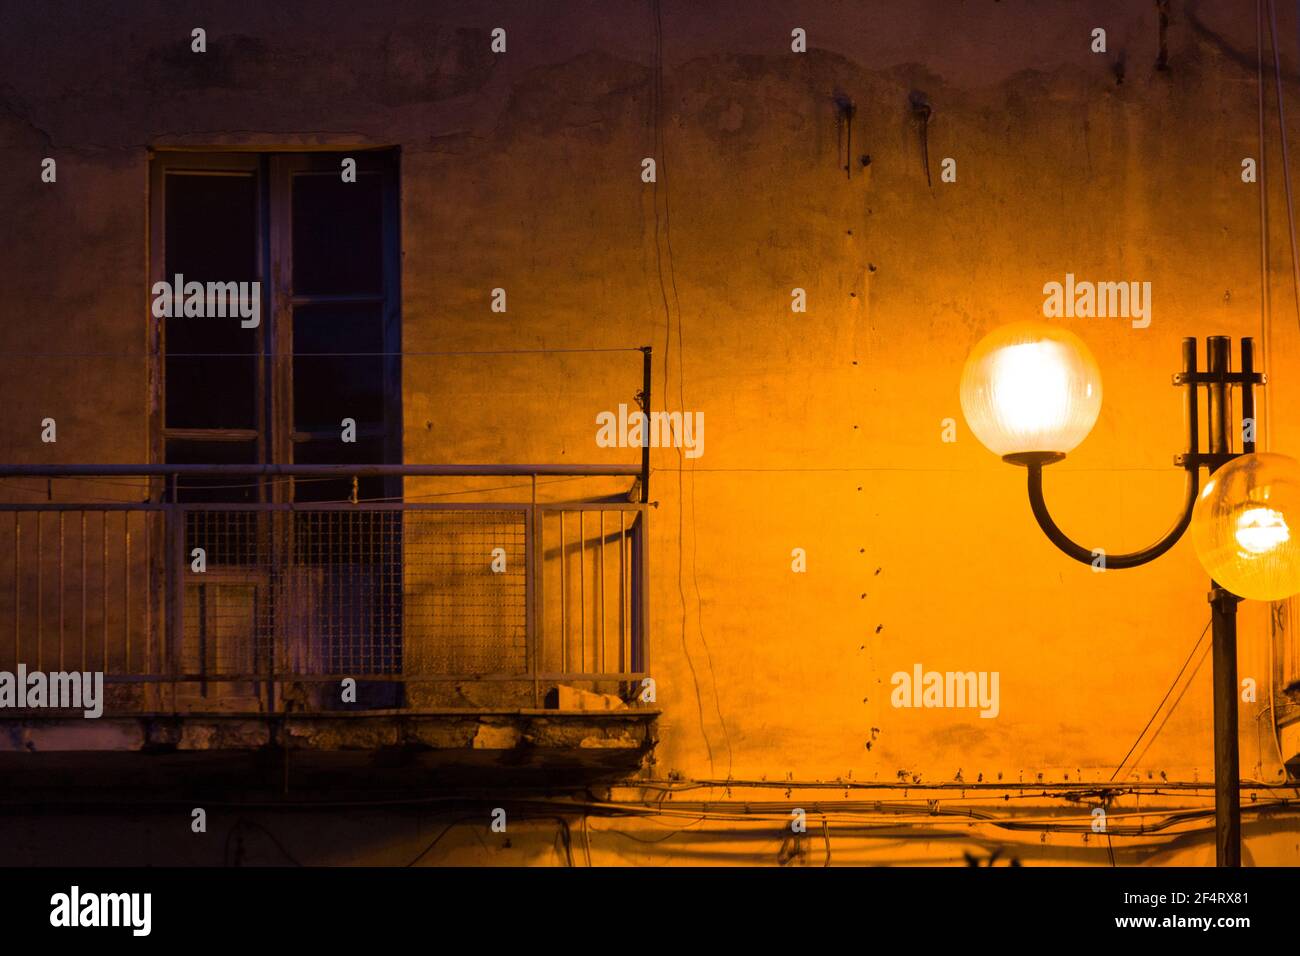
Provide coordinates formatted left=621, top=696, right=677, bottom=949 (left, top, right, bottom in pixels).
left=148, top=149, right=402, bottom=503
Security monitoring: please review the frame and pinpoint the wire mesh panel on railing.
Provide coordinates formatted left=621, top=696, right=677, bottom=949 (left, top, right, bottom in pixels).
left=184, top=508, right=405, bottom=680
left=182, top=506, right=527, bottom=681
left=402, top=508, right=527, bottom=676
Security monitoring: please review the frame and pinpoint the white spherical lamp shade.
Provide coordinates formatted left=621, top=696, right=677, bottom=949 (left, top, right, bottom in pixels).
left=960, top=321, right=1103, bottom=458
left=1191, top=452, right=1300, bottom=601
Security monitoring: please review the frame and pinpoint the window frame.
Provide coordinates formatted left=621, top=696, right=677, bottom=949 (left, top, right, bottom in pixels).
left=148, top=149, right=402, bottom=503
left=148, top=151, right=269, bottom=493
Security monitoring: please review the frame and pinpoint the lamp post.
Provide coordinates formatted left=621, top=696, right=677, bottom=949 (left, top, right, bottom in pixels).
left=960, top=322, right=1300, bottom=868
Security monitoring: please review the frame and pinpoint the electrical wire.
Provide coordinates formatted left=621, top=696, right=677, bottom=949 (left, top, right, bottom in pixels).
left=553, top=815, right=576, bottom=867
left=222, top=804, right=1271, bottom=865
left=405, top=812, right=579, bottom=867
left=575, top=795, right=1300, bottom=838
left=17, top=788, right=1300, bottom=867
left=1267, top=0, right=1300, bottom=340
left=1264, top=0, right=1299, bottom=780
left=672, top=195, right=733, bottom=778
left=594, top=814, right=708, bottom=843
left=222, top=818, right=303, bottom=867
left=1263, top=600, right=1292, bottom=777
left=652, top=0, right=733, bottom=779
left=1258, top=0, right=1273, bottom=446
left=1126, top=640, right=1212, bottom=774
left=648, top=0, right=714, bottom=777
left=404, top=816, right=473, bottom=867
left=630, top=777, right=1297, bottom=796
left=1110, top=620, right=1211, bottom=781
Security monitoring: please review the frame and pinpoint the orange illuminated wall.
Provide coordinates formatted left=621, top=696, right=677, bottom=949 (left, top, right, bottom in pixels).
left=0, top=0, right=1298, bottom=865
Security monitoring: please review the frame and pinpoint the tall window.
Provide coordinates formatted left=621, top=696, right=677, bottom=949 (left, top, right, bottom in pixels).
left=150, top=151, right=403, bottom=708
left=149, top=151, right=401, bottom=500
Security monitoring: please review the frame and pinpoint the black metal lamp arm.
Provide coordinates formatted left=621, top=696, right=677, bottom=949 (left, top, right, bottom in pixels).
left=1010, top=336, right=1262, bottom=572
left=1025, top=461, right=1199, bottom=569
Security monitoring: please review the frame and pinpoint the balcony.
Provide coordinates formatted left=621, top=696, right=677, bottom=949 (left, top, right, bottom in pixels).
left=0, top=465, right=657, bottom=794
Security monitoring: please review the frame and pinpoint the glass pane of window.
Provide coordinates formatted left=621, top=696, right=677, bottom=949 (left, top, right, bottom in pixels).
left=293, top=303, right=385, bottom=430
left=165, top=172, right=257, bottom=279
left=163, top=172, right=258, bottom=429
left=293, top=437, right=388, bottom=503
left=164, top=439, right=259, bottom=504
left=292, top=172, right=383, bottom=295
left=164, top=352, right=257, bottom=429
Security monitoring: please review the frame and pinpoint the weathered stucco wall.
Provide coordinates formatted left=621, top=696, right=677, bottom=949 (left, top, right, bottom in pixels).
left=2, top=0, right=1299, bottom=864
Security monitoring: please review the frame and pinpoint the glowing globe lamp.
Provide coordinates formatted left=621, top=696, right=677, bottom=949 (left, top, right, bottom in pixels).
left=960, top=321, right=1103, bottom=462
left=1191, top=452, right=1300, bottom=601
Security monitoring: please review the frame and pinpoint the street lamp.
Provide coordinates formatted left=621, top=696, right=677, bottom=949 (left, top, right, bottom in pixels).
left=961, top=321, right=1300, bottom=867
left=1191, top=452, right=1300, bottom=602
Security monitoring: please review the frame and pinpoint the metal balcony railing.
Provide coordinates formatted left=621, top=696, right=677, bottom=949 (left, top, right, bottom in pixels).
left=0, top=465, right=649, bottom=714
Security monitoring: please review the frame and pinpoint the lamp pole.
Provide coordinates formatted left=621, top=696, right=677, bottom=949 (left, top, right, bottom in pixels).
left=1209, top=583, right=1241, bottom=866
left=1009, top=336, right=1262, bottom=867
